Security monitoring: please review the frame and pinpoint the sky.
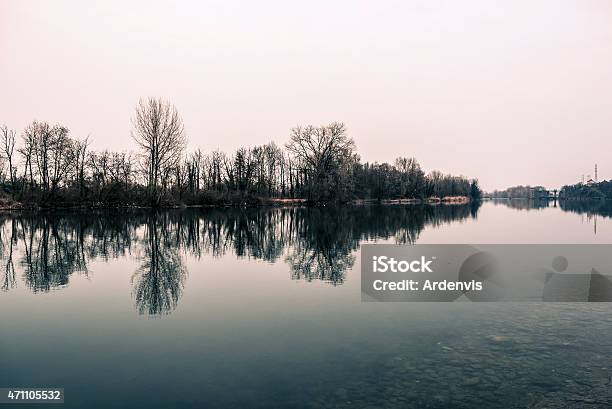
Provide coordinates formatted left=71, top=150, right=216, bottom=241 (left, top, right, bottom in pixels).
left=1, top=0, right=611, bottom=191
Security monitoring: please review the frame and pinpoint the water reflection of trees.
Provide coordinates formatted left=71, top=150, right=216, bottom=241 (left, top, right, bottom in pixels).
left=0, top=203, right=479, bottom=313
left=132, top=213, right=187, bottom=315
left=17, top=214, right=89, bottom=291
left=559, top=200, right=612, bottom=218
left=492, top=198, right=612, bottom=218
left=491, top=198, right=551, bottom=211
left=0, top=219, right=17, bottom=291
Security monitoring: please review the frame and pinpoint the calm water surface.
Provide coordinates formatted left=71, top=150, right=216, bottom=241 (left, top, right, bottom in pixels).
left=1, top=201, right=612, bottom=408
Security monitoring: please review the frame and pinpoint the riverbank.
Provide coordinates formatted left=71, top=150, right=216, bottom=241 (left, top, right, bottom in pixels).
left=354, top=196, right=471, bottom=205
left=0, top=195, right=475, bottom=210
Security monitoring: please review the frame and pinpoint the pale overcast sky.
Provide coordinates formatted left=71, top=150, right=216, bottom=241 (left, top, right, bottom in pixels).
left=1, top=0, right=611, bottom=190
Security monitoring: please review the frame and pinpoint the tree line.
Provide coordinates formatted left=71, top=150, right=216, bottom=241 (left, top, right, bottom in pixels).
left=560, top=181, right=612, bottom=200
left=1, top=97, right=481, bottom=207
left=488, top=185, right=548, bottom=199
left=491, top=181, right=612, bottom=201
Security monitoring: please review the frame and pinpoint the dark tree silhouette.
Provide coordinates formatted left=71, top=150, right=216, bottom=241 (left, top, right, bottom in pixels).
left=1, top=125, right=17, bottom=191
left=131, top=97, right=186, bottom=204
left=286, top=122, right=357, bottom=203
left=2, top=110, right=482, bottom=207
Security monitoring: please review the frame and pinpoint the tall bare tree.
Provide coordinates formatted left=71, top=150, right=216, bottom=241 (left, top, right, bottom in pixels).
left=0, top=125, right=17, bottom=191
left=20, top=121, right=42, bottom=190
left=48, top=125, right=73, bottom=193
left=131, top=97, right=186, bottom=203
left=73, top=136, right=90, bottom=197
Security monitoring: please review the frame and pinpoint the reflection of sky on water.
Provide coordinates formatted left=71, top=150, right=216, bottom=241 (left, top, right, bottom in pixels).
left=1, top=202, right=612, bottom=408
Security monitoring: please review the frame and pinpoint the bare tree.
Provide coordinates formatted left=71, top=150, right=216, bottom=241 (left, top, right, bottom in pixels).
left=286, top=122, right=356, bottom=202
left=203, top=150, right=225, bottom=191
left=48, top=125, right=73, bottom=193
left=0, top=125, right=16, bottom=191
left=395, top=157, right=425, bottom=198
left=90, top=150, right=110, bottom=185
left=20, top=121, right=42, bottom=190
left=30, top=121, right=52, bottom=190
left=73, top=136, right=90, bottom=197
left=131, top=98, right=186, bottom=203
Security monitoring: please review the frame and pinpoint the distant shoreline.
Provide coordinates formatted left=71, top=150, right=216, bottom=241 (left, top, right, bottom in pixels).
left=489, top=196, right=610, bottom=201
